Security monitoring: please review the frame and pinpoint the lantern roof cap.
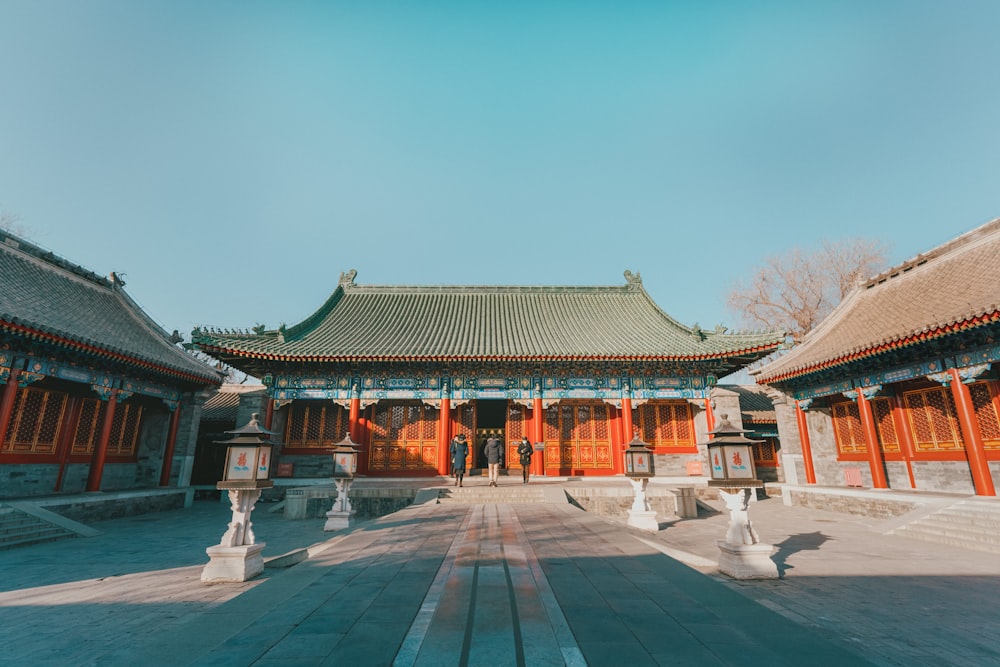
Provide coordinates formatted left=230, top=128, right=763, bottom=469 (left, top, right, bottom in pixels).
left=705, top=414, right=761, bottom=445
left=225, top=412, right=275, bottom=437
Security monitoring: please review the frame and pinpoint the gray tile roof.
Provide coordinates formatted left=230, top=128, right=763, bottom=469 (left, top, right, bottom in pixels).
left=756, top=217, right=1000, bottom=384
left=192, top=270, right=784, bottom=366
left=723, top=384, right=777, bottom=424
left=0, top=231, right=221, bottom=385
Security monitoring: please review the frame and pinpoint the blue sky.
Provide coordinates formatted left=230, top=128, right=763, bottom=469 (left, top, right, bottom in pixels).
left=1, top=1, right=998, bottom=340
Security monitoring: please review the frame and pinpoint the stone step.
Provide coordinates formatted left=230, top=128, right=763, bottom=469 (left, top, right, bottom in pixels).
left=891, top=528, right=1000, bottom=555
left=894, top=522, right=1000, bottom=544
left=438, top=486, right=548, bottom=504
left=908, top=515, right=1000, bottom=531
left=889, top=500, right=1000, bottom=555
left=0, top=506, right=75, bottom=549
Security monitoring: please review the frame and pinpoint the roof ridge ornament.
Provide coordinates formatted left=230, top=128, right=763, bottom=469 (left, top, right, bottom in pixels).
left=339, top=269, right=358, bottom=288
left=624, top=270, right=642, bottom=288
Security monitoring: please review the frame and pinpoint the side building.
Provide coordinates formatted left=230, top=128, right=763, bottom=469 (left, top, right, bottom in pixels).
left=756, top=218, right=1000, bottom=497
left=0, top=230, right=222, bottom=498
left=191, top=270, right=784, bottom=479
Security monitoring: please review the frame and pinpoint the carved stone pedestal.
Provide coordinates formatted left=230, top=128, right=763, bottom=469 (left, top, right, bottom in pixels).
left=626, top=478, right=660, bottom=532
left=324, top=478, right=355, bottom=532
left=202, top=542, right=266, bottom=582
left=715, top=487, right=778, bottom=579
left=717, top=541, right=779, bottom=580
left=202, top=483, right=271, bottom=583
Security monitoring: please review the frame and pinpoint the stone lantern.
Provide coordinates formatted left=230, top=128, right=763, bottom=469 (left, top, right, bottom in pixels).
left=702, top=415, right=777, bottom=579
left=201, top=413, right=275, bottom=583
left=324, top=433, right=360, bottom=531
left=623, top=434, right=659, bottom=532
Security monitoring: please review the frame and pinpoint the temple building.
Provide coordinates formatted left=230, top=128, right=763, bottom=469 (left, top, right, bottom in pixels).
left=756, top=218, right=1000, bottom=497
left=191, top=270, right=784, bottom=478
left=0, top=230, right=222, bottom=498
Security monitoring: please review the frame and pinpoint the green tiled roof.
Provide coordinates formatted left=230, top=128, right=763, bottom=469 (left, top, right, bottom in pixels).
left=0, top=231, right=222, bottom=385
left=192, top=271, right=784, bottom=364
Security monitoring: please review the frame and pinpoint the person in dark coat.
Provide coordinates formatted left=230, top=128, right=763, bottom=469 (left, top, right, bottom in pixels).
left=450, top=434, right=469, bottom=487
left=517, top=437, right=534, bottom=484
left=484, top=435, right=503, bottom=487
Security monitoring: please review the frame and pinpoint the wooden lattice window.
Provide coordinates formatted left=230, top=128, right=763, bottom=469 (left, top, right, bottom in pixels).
left=904, top=387, right=962, bottom=452
left=107, top=402, right=143, bottom=457
left=66, top=398, right=143, bottom=458
left=970, top=381, right=1000, bottom=450
left=633, top=401, right=694, bottom=448
left=455, top=403, right=476, bottom=442
left=832, top=401, right=867, bottom=455
left=871, top=398, right=900, bottom=453
left=2, top=386, right=67, bottom=455
left=72, top=398, right=103, bottom=454
left=752, top=438, right=778, bottom=464
left=285, top=401, right=350, bottom=448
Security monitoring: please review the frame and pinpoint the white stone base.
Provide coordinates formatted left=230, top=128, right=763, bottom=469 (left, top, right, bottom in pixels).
left=716, top=540, right=779, bottom=579
left=201, top=542, right=266, bottom=583
left=627, top=509, right=660, bottom=532
left=324, top=510, right=355, bottom=532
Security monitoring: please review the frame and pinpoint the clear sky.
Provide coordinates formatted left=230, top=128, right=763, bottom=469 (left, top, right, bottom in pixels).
left=2, top=1, right=998, bottom=341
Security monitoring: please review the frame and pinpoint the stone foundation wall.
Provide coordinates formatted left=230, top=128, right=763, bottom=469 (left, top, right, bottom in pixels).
left=284, top=486, right=417, bottom=519
left=31, top=489, right=190, bottom=522
left=782, top=486, right=922, bottom=519
left=562, top=485, right=696, bottom=519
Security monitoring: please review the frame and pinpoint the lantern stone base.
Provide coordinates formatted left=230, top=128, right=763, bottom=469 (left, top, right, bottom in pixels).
left=627, top=509, right=660, bottom=532
left=716, top=540, right=778, bottom=580
left=201, top=542, right=266, bottom=583
left=324, top=509, right=355, bottom=532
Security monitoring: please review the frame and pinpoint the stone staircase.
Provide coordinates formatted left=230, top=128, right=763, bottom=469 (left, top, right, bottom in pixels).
left=889, top=499, right=1000, bottom=555
left=437, top=484, right=550, bottom=505
left=0, top=504, right=77, bottom=550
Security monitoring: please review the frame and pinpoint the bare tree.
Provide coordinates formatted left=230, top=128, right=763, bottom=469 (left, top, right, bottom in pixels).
left=0, top=211, right=27, bottom=236
left=728, top=238, right=888, bottom=341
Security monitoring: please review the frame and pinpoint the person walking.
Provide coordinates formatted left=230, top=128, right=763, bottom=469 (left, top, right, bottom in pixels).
left=517, top=437, right=534, bottom=484
left=450, top=434, right=469, bottom=487
left=484, top=435, right=503, bottom=487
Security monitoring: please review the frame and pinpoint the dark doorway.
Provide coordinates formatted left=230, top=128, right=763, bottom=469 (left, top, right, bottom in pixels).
left=474, top=399, right=507, bottom=469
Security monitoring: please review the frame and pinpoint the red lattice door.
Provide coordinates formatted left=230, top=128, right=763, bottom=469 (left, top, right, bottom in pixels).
left=543, top=401, right=612, bottom=471
left=369, top=401, right=439, bottom=472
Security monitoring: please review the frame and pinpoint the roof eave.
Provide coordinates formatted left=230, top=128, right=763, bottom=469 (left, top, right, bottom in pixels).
left=2, top=319, right=222, bottom=386
left=757, top=310, right=1000, bottom=385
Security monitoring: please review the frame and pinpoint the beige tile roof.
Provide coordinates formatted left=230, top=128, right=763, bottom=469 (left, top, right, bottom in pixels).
left=0, top=230, right=222, bottom=385
left=757, top=218, right=1000, bottom=384
left=192, top=271, right=784, bottom=367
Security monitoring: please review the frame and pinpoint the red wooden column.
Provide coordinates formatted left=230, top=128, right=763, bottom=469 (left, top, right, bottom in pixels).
left=349, top=395, right=361, bottom=442
left=263, top=396, right=275, bottom=432
left=890, top=394, right=918, bottom=489
left=794, top=400, right=817, bottom=484
left=948, top=368, right=996, bottom=496
left=158, top=405, right=182, bottom=487
left=437, top=396, right=452, bottom=475
left=0, top=368, right=21, bottom=448
left=533, top=396, right=545, bottom=476
left=86, top=388, right=118, bottom=492
left=622, top=390, right=634, bottom=443
left=610, top=405, right=624, bottom=475
left=856, top=388, right=888, bottom=489
left=703, top=397, right=716, bottom=434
